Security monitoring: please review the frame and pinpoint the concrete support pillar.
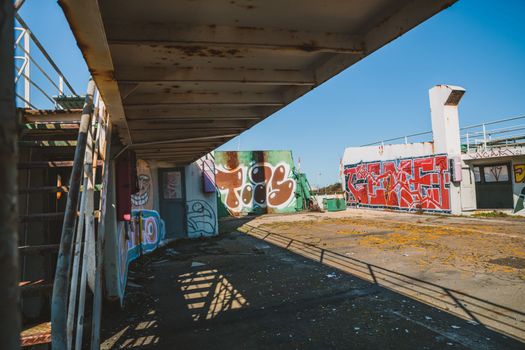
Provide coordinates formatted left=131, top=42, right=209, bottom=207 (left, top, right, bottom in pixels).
left=0, top=0, right=21, bottom=348
left=429, top=85, right=465, bottom=215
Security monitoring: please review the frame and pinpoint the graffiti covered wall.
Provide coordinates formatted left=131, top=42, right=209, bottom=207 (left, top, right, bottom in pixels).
left=344, top=154, right=451, bottom=213
left=513, top=163, right=525, bottom=215
left=116, top=210, right=165, bottom=300
left=185, top=156, right=219, bottom=238
left=215, top=151, right=297, bottom=215
left=131, top=159, right=154, bottom=209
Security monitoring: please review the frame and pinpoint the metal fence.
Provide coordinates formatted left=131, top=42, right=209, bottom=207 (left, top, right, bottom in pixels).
left=14, top=12, right=79, bottom=109
left=461, top=115, right=525, bottom=153
left=360, top=130, right=433, bottom=147
left=360, top=115, right=525, bottom=153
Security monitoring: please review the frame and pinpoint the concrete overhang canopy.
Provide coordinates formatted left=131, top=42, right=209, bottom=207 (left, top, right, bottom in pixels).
left=59, top=0, right=457, bottom=164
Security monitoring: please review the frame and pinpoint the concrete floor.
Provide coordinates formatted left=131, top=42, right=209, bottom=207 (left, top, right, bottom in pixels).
left=101, top=209, right=525, bottom=349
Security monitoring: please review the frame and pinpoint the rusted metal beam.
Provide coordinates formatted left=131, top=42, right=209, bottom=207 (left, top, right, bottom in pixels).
left=136, top=146, right=218, bottom=152
left=58, top=0, right=131, bottom=144
left=124, top=105, right=274, bottom=119
left=124, top=91, right=284, bottom=106
left=116, top=66, right=316, bottom=86
left=129, top=133, right=238, bottom=148
left=127, top=117, right=260, bottom=123
left=90, top=120, right=111, bottom=349
left=51, top=79, right=95, bottom=349
left=128, top=119, right=246, bottom=128
left=131, top=130, right=240, bottom=143
left=21, top=108, right=83, bottom=122
left=106, top=23, right=364, bottom=54
left=0, top=1, right=21, bottom=348
left=125, top=102, right=283, bottom=108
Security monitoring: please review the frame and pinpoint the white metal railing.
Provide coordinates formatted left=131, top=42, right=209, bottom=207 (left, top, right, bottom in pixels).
left=461, top=115, right=525, bottom=153
left=14, top=13, right=79, bottom=110
left=360, top=115, right=525, bottom=152
left=360, top=130, right=433, bottom=147
left=51, top=80, right=110, bottom=350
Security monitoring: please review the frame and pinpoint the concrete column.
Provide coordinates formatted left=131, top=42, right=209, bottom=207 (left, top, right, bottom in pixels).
left=0, top=0, right=21, bottom=348
left=429, top=85, right=465, bottom=215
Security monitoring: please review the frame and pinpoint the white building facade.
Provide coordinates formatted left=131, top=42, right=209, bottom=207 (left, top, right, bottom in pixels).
left=341, top=85, right=525, bottom=216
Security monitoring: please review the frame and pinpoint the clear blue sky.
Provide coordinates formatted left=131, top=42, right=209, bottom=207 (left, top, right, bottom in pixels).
left=19, top=0, right=525, bottom=187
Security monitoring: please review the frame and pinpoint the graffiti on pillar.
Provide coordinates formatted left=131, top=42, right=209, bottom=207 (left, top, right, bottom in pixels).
left=214, top=151, right=297, bottom=215
left=343, top=154, right=451, bottom=213
left=117, top=210, right=165, bottom=299
left=131, top=159, right=153, bottom=209
left=514, top=164, right=525, bottom=183
left=187, top=200, right=217, bottom=237
left=514, top=187, right=525, bottom=214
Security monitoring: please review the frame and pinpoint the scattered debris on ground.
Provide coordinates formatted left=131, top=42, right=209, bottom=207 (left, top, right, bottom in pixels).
left=100, top=211, right=525, bottom=348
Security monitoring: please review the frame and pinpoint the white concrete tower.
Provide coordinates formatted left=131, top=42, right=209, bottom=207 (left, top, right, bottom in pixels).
left=429, top=84, right=465, bottom=215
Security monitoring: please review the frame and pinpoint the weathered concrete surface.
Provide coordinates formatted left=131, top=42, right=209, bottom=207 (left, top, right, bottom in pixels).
left=239, top=209, right=525, bottom=342
left=100, top=211, right=524, bottom=349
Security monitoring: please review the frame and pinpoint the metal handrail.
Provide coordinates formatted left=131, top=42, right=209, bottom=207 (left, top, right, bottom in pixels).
left=51, top=79, right=95, bottom=349
left=461, top=115, right=525, bottom=152
left=360, top=115, right=525, bottom=148
left=15, top=14, right=77, bottom=95
left=360, top=130, right=432, bottom=147
left=460, top=115, right=525, bottom=131
left=460, top=125, right=525, bottom=139
left=14, top=13, right=79, bottom=109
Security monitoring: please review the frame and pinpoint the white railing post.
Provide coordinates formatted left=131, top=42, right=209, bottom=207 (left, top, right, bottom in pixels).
left=23, top=30, right=30, bottom=108
left=59, top=75, right=64, bottom=95
left=404, top=136, right=408, bottom=144
left=482, top=123, right=487, bottom=150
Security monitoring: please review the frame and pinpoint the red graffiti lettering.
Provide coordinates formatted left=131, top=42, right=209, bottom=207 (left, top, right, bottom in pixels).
left=344, top=155, right=450, bottom=212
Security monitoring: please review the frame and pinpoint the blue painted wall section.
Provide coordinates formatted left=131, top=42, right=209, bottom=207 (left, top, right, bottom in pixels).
left=116, top=209, right=165, bottom=301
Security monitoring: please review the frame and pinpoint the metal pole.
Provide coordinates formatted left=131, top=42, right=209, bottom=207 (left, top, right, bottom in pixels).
left=14, top=0, right=25, bottom=11
left=74, top=119, right=96, bottom=350
left=466, top=133, right=469, bottom=153
left=482, top=123, right=487, bottom=150
left=23, top=30, right=29, bottom=108
left=51, top=79, right=95, bottom=350
left=15, top=14, right=78, bottom=96
left=91, top=120, right=112, bottom=350
left=0, top=1, right=21, bottom=348
left=59, top=76, right=64, bottom=95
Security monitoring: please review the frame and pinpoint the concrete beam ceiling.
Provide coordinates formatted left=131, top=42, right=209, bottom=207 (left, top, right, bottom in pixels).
left=59, top=0, right=457, bottom=164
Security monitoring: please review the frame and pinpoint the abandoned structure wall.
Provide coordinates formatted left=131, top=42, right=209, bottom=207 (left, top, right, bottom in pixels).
left=104, top=151, right=218, bottom=303
left=214, top=150, right=298, bottom=216
left=342, top=143, right=452, bottom=213
left=185, top=157, right=218, bottom=238
left=461, top=153, right=525, bottom=214
left=341, top=84, right=524, bottom=216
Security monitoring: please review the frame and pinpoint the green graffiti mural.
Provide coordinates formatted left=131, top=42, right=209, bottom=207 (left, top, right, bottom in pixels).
left=215, top=151, right=297, bottom=215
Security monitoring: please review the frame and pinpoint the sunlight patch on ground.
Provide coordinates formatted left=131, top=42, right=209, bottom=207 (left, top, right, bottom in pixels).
left=178, top=269, right=249, bottom=321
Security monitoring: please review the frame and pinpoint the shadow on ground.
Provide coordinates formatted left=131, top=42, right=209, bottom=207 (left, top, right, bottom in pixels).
left=100, top=217, right=524, bottom=349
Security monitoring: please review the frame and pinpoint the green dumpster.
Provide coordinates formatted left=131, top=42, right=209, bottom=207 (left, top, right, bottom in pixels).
left=323, top=197, right=346, bottom=212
